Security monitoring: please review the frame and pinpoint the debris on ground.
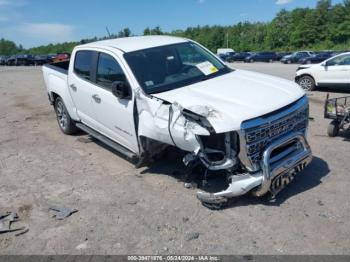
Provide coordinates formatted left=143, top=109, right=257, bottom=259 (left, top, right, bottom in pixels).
left=185, top=232, right=200, bottom=241
left=15, top=228, right=29, bottom=237
left=77, top=137, right=93, bottom=144
left=0, top=211, right=26, bottom=235
left=49, top=206, right=78, bottom=220
left=75, top=241, right=88, bottom=250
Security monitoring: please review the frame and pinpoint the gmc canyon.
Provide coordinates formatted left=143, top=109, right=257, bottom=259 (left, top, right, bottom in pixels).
left=42, top=36, right=312, bottom=208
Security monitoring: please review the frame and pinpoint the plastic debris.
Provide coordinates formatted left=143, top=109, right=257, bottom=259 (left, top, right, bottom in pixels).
left=49, top=206, right=78, bottom=220
left=0, top=211, right=26, bottom=235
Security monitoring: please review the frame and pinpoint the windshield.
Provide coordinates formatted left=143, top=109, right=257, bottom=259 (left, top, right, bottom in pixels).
left=124, top=42, right=232, bottom=94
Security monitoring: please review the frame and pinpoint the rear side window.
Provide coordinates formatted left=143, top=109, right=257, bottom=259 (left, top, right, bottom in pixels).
left=96, top=53, right=127, bottom=89
left=74, top=51, right=93, bottom=81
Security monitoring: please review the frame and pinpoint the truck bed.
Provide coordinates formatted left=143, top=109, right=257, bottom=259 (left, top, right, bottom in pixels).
left=44, top=60, right=69, bottom=75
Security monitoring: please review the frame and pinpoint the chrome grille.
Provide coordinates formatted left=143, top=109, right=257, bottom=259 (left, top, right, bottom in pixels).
left=239, top=96, right=309, bottom=171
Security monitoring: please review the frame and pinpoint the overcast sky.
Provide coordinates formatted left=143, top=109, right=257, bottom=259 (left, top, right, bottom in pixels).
left=0, top=0, right=344, bottom=48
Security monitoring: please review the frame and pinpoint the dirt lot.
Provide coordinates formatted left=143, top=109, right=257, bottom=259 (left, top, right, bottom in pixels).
left=0, top=63, right=349, bottom=255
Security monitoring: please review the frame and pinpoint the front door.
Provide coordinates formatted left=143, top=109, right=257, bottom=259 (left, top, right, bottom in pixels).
left=317, top=54, right=350, bottom=86
left=90, top=51, right=139, bottom=153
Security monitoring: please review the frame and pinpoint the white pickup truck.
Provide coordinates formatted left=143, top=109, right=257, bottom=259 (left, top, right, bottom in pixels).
left=43, top=36, right=312, bottom=208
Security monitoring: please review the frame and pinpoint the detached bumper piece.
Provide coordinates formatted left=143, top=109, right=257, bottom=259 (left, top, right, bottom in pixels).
left=197, top=132, right=312, bottom=208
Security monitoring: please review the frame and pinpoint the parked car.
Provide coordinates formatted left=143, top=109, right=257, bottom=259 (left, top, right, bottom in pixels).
left=32, top=55, right=52, bottom=65
left=226, top=52, right=252, bottom=62
left=281, top=51, right=314, bottom=64
left=6, top=55, right=17, bottom=66
left=43, top=36, right=312, bottom=209
left=0, top=56, right=9, bottom=65
left=15, top=54, right=35, bottom=66
left=5, top=54, right=35, bottom=66
left=218, top=52, right=235, bottom=62
left=218, top=53, right=229, bottom=61
left=299, top=52, right=334, bottom=64
left=295, top=52, right=350, bottom=91
left=276, top=52, right=292, bottom=60
left=53, top=53, right=70, bottom=62
left=244, top=52, right=278, bottom=63
left=217, top=48, right=235, bottom=56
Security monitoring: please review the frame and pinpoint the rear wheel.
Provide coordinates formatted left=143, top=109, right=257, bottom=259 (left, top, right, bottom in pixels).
left=54, top=97, right=79, bottom=135
left=287, top=60, right=292, bottom=64
left=250, top=59, right=254, bottom=63
left=298, top=75, right=316, bottom=91
left=327, top=120, right=340, bottom=137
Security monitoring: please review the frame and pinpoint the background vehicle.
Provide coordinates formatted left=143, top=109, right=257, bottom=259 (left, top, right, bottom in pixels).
left=43, top=36, right=311, bottom=209
left=217, top=48, right=235, bottom=55
left=6, top=55, right=17, bottom=66
left=324, top=94, right=350, bottom=137
left=300, top=52, right=334, bottom=64
left=244, top=52, right=277, bottom=63
left=5, top=54, right=34, bottom=66
left=53, top=53, right=70, bottom=62
left=226, top=52, right=252, bottom=62
left=15, top=54, right=35, bottom=66
left=0, top=56, right=8, bottom=65
left=218, top=51, right=235, bottom=62
left=276, top=52, right=292, bottom=60
left=32, top=55, right=52, bottom=65
left=296, top=52, right=350, bottom=91
left=281, top=51, right=314, bottom=64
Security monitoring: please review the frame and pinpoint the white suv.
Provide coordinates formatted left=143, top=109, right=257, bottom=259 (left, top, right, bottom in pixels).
left=296, top=52, right=350, bottom=91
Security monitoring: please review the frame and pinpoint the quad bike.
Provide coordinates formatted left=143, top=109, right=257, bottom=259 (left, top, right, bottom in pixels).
left=324, top=94, right=350, bottom=137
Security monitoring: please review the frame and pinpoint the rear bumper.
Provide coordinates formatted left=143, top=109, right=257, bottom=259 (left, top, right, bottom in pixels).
left=197, top=132, right=312, bottom=202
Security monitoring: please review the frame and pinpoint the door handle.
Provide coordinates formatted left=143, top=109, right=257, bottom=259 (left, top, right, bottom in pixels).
left=70, top=84, right=77, bottom=91
left=92, top=94, right=101, bottom=103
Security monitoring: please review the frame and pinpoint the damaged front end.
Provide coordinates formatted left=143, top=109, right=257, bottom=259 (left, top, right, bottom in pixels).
left=136, top=92, right=312, bottom=209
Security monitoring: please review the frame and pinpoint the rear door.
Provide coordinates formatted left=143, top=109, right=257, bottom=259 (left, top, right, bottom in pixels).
left=89, top=51, right=139, bottom=153
left=68, top=50, right=100, bottom=129
left=317, top=54, right=350, bottom=86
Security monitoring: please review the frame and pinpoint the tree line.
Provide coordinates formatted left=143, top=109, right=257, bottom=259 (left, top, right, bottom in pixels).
left=1, top=0, right=349, bottom=56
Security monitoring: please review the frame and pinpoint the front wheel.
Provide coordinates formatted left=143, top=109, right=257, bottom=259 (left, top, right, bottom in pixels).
left=298, top=75, right=316, bottom=91
left=327, top=120, right=340, bottom=137
left=54, top=97, right=79, bottom=135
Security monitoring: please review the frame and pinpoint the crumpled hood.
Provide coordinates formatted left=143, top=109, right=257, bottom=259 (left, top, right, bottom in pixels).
left=153, top=70, right=305, bottom=133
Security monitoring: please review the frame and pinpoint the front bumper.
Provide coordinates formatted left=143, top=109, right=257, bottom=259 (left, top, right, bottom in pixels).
left=197, top=132, right=312, bottom=202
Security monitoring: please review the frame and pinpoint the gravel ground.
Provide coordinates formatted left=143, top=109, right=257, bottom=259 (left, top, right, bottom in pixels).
left=0, top=64, right=349, bottom=255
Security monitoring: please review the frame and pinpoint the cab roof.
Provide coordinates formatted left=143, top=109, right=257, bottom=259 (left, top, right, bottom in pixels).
left=79, top=35, right=189, bottom=53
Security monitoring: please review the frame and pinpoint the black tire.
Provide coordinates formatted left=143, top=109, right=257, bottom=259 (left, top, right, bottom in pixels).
left=298, top=75, right=316, bottom=91
left=250, top=59, right=254, bottom=63
left=327, top=120, right=340, bottom=137
left=54, top=97, right=79, bottom=135
left=287, top=60, right=292, bottom=64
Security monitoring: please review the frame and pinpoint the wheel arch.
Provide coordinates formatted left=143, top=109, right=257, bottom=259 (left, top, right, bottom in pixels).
left=296, top=73, right=316, bottom=84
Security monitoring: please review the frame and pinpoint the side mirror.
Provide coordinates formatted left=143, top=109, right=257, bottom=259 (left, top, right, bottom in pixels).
left=111, top=81, right=132, bottom=100
left=323, top=61, right=332, bottom=67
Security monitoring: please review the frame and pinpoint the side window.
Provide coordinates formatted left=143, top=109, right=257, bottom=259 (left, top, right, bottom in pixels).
left=328, top=55, right=350, bottom=66
left=96, top=53, right=127, bottom=89
left=74, top=51, right=93, bottom=80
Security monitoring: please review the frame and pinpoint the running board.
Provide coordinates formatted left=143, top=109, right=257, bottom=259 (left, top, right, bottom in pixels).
left=76, top=123, right=137, bottom=160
